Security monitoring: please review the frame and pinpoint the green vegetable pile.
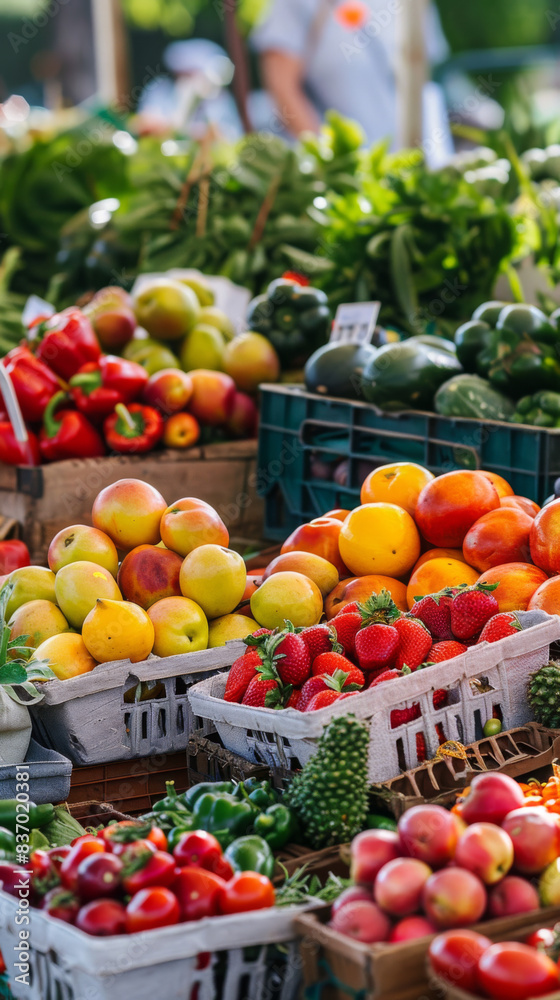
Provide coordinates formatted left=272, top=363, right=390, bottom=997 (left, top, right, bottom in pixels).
left=0, top=801, right=85, bottom=858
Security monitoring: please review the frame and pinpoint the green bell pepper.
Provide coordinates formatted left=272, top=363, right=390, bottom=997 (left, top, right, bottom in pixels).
left=234, top=779, right=278, bottom=809
left=139, top=810, right=194, bottom=835
left=0, top=800, right=54, bottom=834
left=224, top=835, right=275, bottom=879
left=183, top=781, right=234, bottom=810
left=253, top=804, right=299, bottom=850
left=192, top=792, right=256, bottom=849
left=0, top=827, right=16, bottom=854
left=153, top=782, right=190, bottom=815
left=246, top=278, right=331, bottom=367
left=366, top=813, right=398, bottom=831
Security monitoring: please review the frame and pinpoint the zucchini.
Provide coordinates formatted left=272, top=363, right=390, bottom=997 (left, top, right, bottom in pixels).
left=434, top=375, right=515, bottom=422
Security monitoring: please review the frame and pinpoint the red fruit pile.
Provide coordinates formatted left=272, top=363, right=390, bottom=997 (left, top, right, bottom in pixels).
left=0, top=825, right=275, bottom=938
left=331, top=774, right=557, bottom=970
left=222, top=584, right=524, bottom=716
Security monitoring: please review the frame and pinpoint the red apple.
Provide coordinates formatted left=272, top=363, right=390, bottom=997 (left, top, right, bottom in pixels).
left=422, top=868, right=487, bottom=929
left=329, top=899, right=391, bottom=944
left=459, top=773, right=525, bottom=826
left=331, top=886, right=372, bottom=917
left=398, top=804, right=459, bottom=868
left=429, top=930, right=492, bottom=992
left=351, top=830, right=401, bottom=885
left=488, top=875, right=540, bottom=918
left=374, top=857, right=432, bottom=917
left=454, top=823, right=514, bottom=885
left=502, top=807, right=560, bottom=875
left=389, top=915, right=436, bottom=943
left=225, top=391, right=258, bottom=439
left=117, top=544, right=183, bottom=609
left=143, top=369, right=193, bottom=415
left=187, top=369, right=236, bottom=426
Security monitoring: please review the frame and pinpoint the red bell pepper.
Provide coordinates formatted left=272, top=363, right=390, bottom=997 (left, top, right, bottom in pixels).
left=39, top=392, right=105, bottom=462
left=69, top=355, right=148, bottom=423
left=1, top=346, right=62, bottom=423
left=33, top=308, right=101, bottom=380
left=103, top=403, right=163, bottom=454
left=0, top=540, right=30, bottom=575
left=0, top=423, right=41, bottom=466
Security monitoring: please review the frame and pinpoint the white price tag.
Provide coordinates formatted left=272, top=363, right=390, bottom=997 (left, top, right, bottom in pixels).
left=330, top=301, right=381, bottom=344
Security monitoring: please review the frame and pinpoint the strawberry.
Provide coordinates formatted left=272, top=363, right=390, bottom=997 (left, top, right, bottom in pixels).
left=477, top=612, right=522, bottom=644
left=426, top=640, right=468, bottom=663
left=339, top=691, right=359, bottom=701
left=355, top=623, right=399, bottom=672
left=304, top=689, right=341, bottom=712
left=450, top=583, right=500, bottom=640
left=224, top=649, right=261, bottom=703
left=369, top=667, right=410, bottom=687
left=286, top=688, right=301, bottom=710
left=335, top=602, right=360, bottom=616
left=252, top=628, right=273, bottom=637
left=242, top=674, right=282, bottom=708
left=298, top=675, right=330, bottom=712
left=312, top=651, right=363, bottom=687
left=330, top=612, right=362, bottom=658
left=410, top=591, right=454, bottom=641
left=299, top=624, right=333, bottom=660
left=390, top=704, right=421, bottom=728
left=432, top=689, right=448, bottom=710
left=393, top=617, right=432, bottom=671
left=266, top=629, right=311, bottom=687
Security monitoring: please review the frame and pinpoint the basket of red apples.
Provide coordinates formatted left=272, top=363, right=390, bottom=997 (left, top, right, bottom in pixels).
left=295, top=773, right=560, bottom=1000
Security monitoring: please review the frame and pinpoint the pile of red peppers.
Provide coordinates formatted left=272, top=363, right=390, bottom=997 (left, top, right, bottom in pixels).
left=0, top=308, right=164, bottom=466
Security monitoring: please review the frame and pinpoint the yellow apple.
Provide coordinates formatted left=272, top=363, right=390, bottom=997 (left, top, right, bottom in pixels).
left=147, top=596, right=208, bottom=656
left=2, top=566, right=56, bottom=620
left=54, top=561, right=122, bottom=629
left=208, top=613, right=259, bottom=647
left=48, top=524, right=119, bottom=576
left=31, top=633, right=97, bottom=680
left=133, top=278, right=200, bottom=341
left=180, top=544, right=246, bottom=619
left=251, top=571, right=323, bottom=629
left=9, top=600, right=69, bottom=649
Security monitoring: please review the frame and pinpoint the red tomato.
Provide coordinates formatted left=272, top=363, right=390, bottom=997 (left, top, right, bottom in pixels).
left=212, top=856, right=235, bottom=881
left=175, top=867, right=226, bottom=922
left=219, top=872, right=275, bottom=916
left=429, top=930, right=493, bottom=992
left=125, top=887, right=180, bottom=933
left=47, top=846, right=71, bottom=873
left=71, top=834, right=104, bottom=847
left=76, top=899, right=127, bottom=936
left=76, top=853, right=123, bottom=901
left=41, top=888, right=80, bottom=924
left=146, top=827, right=167, bottom=852
left=0, top=540, right=30, bottom=575
left=29, top=849, right=58, bottom=895
left=121, top=850, right=176, bottom=895
left=99, top=821, right=144, bottom=846
left=525, top=928, right=556, bottom=950
left=173, top=831, right=222, bottom=871
left=60, top=839, right=106, bottom=892
left=112, top=839, right=156, bottom=859
left=477, top=942, right=560, bottom=1000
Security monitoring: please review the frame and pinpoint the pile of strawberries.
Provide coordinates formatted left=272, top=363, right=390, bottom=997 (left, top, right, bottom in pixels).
left=223, top=584, right=522, bottom=720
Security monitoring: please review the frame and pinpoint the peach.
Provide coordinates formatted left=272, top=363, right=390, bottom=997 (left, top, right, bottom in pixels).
left=263, top=551, right=339, bottom=597
left=528, top=576, right=560, bottom=614
left=398, top=804, right=459, bottom=868
left=459, top=772, right=525, bottom=826
left=422, top=868, right=487, bottom=929
left=163, top=412, right=200, bottom=449
left=351, top=830, right=401, bottom=885
left=160, top=497, right=229, bottom=557
left=477, top=563, right=549, bottom=612
left=9, top=600, right=69, bottom=649
left=462, top=507, right=533, bottom=572
left=143, top=368, right=193, bottom=415
left=531, top=498, right=560, bottom=573
left=117, top=544, right=183, bottom=609
left=325, top=575, right=408, bottom=619
left=223, top=332, right=280, bottom=393
left=500, top=496, right=540, bottom=518
left=330, top=900, right=391, bottom=944
left=389, top=916, right=436, bottom=943
left=281, top=517, right=349, bottom=577
left=454, top=823, right=514, bottom=884
left=187, top=369, right=236, bottom=425
left=31, top=632, right=97, bottom=680
left=502, top=807, right=560, bottom=875
left=92, top=479, right=167, bottom=552
left=84, top=287, right=136, bottom=351
left=48, top=524, right=119, bottom=576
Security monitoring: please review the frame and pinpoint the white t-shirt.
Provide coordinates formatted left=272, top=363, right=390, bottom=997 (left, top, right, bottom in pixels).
left=252, top=0, right=451, bottom=156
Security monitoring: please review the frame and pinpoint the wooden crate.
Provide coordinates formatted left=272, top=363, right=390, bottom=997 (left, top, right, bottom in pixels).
left=0, top=440, right=264, bottom=564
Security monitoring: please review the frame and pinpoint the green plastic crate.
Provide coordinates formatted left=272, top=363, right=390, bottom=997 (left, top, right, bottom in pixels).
left=257, top=384, right=560, bottom=539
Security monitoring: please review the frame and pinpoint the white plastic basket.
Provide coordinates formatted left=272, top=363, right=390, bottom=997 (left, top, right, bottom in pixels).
left=188, top=617, right=560, bottom=782
left=0, top=889, right=314, bottom=1000
left=30, top=640, right=246, bottom=766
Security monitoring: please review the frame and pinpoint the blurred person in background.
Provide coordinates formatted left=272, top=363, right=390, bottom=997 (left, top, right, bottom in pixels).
left=251, top=0, right=453, bottom=162
left=137, top=38, right=242, bottom=138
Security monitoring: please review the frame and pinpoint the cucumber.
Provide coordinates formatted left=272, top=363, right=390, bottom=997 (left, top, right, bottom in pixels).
left=435, top=375, right=515, bottom=422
